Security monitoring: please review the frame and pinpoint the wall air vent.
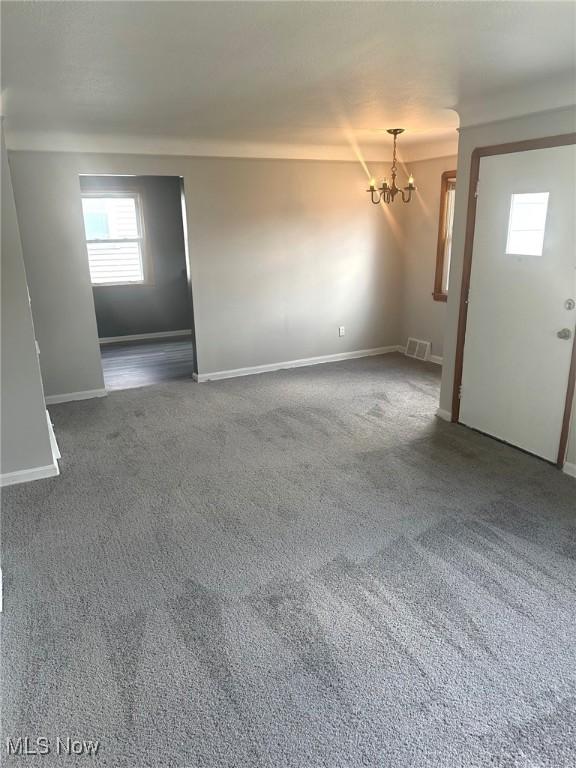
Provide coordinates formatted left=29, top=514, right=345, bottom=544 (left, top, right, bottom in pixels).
left=405, top=338, right=431, bottom=362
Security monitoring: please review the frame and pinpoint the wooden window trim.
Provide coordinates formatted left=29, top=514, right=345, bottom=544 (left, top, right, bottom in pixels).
left=433, top=170, right=457, bottom=302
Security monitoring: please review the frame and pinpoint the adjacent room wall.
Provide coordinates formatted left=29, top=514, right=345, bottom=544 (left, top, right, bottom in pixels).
left=440, top=107, right=576, bottom=417
left=9, top=151, right=397, bottom=394
left=80, top=175, right=192, bottom=339
left=397, top=154, right=457, bottom=359
left=1, top=126, right=55, bottom=481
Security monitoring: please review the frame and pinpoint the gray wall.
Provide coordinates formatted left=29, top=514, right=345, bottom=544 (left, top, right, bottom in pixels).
left=184, top=158, right=400, bottom=372
left=1, top=126, right=54, bottom=476
left=9, top=151, right=398, bottom=394
left=398, top=155, right=457, bottom=359
left=9, top=152, right=105, bottom=398
left=438, top=106, right=576, bottom=465
left=80, top=175, right=192, bottom=338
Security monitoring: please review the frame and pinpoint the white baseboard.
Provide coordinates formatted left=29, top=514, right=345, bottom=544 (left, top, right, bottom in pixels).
left=46, top=409, right=61, bottom=460
left=563, top=462, right=576, bottom=479
left=436, top=408, right=452, bottom=422
left=0, top=411, right=62, bottom=488
left=99, top=329, right=192, bottom=345
left=0, top=460, right=60, bottom=488
left=195, top=345, right=401, bottom=382
left=45, top=388, right=107, bottom=405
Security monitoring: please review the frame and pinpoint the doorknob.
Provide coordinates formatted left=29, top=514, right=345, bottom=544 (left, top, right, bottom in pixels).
left=557, top=328, right=573, bottom=340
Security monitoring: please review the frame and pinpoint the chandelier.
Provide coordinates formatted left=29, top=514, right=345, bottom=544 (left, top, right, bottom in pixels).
left=367, top=129, right=416, bottom=204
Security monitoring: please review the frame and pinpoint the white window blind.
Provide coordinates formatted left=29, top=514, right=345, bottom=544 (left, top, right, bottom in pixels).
left=82, top=195, right=145, bottom=285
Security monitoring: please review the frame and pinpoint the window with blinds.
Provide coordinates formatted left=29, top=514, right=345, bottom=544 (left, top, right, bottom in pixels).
left=433, top=171, right=457, bottom=301
left=81, top=194, right=146, bottom=285
left=441, top=180, right=456, bottom=291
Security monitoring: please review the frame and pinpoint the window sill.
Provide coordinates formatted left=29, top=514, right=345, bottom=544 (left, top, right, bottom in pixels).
left=433, top=292, right=448, bottom=303
left=92, top=281, right=153, bottom=288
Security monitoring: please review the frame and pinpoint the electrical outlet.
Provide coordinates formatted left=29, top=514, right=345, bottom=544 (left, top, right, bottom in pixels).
left=339, top=326, right=345, bottom=337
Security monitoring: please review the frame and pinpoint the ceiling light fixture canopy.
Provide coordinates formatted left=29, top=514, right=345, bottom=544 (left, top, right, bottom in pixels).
left=368, top=129, right=416, bottom=204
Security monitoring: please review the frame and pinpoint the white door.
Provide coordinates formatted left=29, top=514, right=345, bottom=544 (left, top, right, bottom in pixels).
left=460, top=144, right=576, bottom=462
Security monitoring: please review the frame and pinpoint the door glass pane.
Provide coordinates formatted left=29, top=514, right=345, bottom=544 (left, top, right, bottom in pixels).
left=505, top=192, right=549, bottom=256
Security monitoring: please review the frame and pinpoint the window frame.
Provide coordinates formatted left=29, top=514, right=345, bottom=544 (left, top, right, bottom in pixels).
left=81, top=191, right=151, bottom=287
left=433, top=170, right=457, bottom=302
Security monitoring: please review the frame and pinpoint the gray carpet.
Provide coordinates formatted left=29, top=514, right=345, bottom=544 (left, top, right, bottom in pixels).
left=2, top=353, right=575, bottom=767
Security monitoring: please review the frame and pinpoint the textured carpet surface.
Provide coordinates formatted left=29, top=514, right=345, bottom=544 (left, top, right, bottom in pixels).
left=2, top=353, right=575, bottom=767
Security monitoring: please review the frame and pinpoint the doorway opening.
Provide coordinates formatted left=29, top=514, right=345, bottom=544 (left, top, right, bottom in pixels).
left=79, top=174, right=197, bottom=391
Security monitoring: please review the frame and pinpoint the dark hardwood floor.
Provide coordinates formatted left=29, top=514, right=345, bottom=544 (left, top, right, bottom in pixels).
left=100, top=338, right=195, bottom=391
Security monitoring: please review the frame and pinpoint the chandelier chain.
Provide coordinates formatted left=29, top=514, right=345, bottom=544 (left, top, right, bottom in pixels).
left=391, top=133, right=398, bottom=178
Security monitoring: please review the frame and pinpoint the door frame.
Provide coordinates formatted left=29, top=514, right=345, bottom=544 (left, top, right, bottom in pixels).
left=451, top=132, right=576, bottom=467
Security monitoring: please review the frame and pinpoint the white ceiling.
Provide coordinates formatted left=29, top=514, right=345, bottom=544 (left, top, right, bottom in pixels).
left=2, top=1, right=575, bottom=160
